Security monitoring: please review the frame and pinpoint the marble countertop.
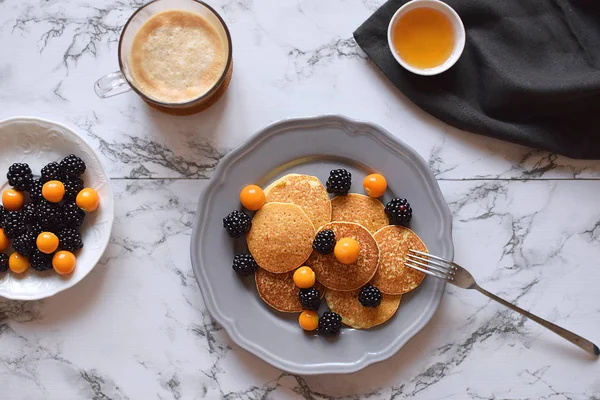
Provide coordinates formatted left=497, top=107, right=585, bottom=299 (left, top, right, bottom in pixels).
left=1, top=0, right=599, bottom=398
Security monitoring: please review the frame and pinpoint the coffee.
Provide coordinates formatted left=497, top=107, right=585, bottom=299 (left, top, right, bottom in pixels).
left=129, top=10, right=227, bottom=104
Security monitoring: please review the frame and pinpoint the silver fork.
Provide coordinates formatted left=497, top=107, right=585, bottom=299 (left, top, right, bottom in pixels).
left=406, top=249, right=600, bottom=356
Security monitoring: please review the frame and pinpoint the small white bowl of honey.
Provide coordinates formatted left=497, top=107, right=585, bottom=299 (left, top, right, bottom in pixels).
left=387, top=0, right=465, bottom=76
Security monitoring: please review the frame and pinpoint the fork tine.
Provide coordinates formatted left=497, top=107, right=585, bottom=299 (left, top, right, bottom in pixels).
left=405, top=257, right=455, bottom=276
left=404, top=261, right=452, bottom=281
left=408, top=249, right=450, bottom=264
left=406, top=254, right=455, bottom=274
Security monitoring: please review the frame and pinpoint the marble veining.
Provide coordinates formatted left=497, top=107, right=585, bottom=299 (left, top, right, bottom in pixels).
left=1, top=0, right=599, bottom=398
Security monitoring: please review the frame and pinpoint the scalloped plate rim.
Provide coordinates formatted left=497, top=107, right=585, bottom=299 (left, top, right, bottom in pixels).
left=191, top=115, right=454, bottom=374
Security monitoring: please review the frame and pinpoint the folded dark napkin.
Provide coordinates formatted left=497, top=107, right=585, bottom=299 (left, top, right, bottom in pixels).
left=354, top=0, right=600, bottom=159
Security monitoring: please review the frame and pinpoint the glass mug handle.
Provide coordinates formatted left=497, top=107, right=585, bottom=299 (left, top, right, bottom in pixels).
left=94, top=71, right=131, bottom=98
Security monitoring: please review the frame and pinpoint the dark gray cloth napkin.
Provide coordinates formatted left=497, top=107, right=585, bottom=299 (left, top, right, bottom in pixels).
left=354, top=0, right=600, bottom=159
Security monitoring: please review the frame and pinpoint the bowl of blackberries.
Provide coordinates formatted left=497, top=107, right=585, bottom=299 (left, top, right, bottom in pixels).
left=0, top=117, right=114, bottom=300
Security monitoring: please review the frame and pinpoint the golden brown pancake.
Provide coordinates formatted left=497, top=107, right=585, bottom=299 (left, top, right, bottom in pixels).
left=331, top=194, right=389, bottom=234
left=307, top=222, right=379, bottom=291
left=371, top=225, right=428, bottom=295
left=326, top=289, right=401, bottom=329
left=255, top=267, right=326, bottom=312
left=264, top=174, right=331, bottom=229
left=247, top=202, right=315, bottom=273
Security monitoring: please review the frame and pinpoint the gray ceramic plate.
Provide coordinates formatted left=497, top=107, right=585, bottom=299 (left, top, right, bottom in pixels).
left=191, top=115, right=453, bottom=374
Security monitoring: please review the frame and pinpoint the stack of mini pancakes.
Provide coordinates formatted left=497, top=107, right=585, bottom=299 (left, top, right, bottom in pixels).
left=247, top=173, right=427, bottom=329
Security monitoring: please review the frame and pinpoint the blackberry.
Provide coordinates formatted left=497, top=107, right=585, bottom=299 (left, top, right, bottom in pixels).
left=41, top=162, right=64, bottom=183
left=57, top=227, right=83, bottom=252
left=0, top=253, right=8, bottom=273
left=28, top=221, right=44, bottom=236
left=60, top=154, right=86, bottom=177
left=2, top=211, right=26, bottom=239
left=0, top=205, right=6, bottom=227
left=30, top=251, right=53, bottom=271
left=62, top=202, right=85, bottom=228
left=298, top=287, right=321, bottom=311
left=37, top=200, right=61, bottom=229
left=358, top=284, right=382, bottom=308
left=385, top=198, right=412, bottom=225
left=232, top=253, right=258, bottom=276
left=313, top=229, right=336, bottom=254
left=326, top=169, right=352, bottom=195
left=63, top=177, right=83, bottom=201
left=13, top=232, right=36, bottom=257
left=223, top=210, right=252, bottom=238
left=22, top=203, right=38, bottom=224
left=28, top=179, right=44, bottom=203
left=318, top=311, right=342, bottom=335
left=7, top=163, right=33, bottom=191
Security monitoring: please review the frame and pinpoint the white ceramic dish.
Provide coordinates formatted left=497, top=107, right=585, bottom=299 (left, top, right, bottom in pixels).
left=0, top=117, right=114, bottom=300
left=191, top=115, right=453, bottom=374
left=387, top=0, right=466, bottom=76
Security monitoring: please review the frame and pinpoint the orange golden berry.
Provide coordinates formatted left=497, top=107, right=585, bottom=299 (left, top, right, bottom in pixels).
left=52, top=251, right=76, bottom=275
left=293, top=266, right=315, bottom=289
left=76, top=188, right=100, bottom=212
left=9, top=252, right=29, bottom=274
left=334, top=237, right=360, bottom=265
left=363, top=174, right=387, bottom=198
left=239, top=185, right=266, bottom=211
left=298, top=310, right=319, bottom=331
left=2, top=189, right=24, bottom=211
left=0, top=229, right=9, bottom=251
left=37, top=232, right=59, bottom=254
left=42, top=180, right=65, bottom=203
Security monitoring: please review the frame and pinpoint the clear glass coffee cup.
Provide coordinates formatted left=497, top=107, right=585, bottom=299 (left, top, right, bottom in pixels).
left=94, top=0, right=233, bottom=115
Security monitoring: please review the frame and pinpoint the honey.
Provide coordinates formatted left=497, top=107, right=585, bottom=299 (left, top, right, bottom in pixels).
left=392, top=7, right=455, bottom=69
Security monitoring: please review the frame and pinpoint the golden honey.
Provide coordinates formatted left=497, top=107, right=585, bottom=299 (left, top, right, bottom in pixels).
left=392, top=7, right=455, bottom=69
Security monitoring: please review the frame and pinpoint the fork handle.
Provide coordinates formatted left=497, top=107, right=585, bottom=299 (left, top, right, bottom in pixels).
left=475, top=285, right=599, bottom=356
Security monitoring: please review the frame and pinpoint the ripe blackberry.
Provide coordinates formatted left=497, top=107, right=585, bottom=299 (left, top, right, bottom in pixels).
left=62, top=202, right=85, bottom=228
left=298, top=288, right=321, bottom=311
left=7, top=163, right=33, bottom=191
left=28, top=221, right=44, bottom=236
left=2, top=211, right=26, bottom=239
left=313, top=229, right=336, bottom=254
left=358, top=284, right=382, bottom=308
left=326, top=169, right=352, bottom=195
left=318, top=311, right=342, bottom=335
left=232, top=253, right=258, bottom=276
left=0, top=205, right=6, bottom=227
left=13, top=232, right=36, bottom=257
left=57, top=227, right=83, bottom=252
left=63, top=177, right=83, bottom=201
left=37, top=200, right=61, bottom=229
left=22, top=203, right=38, bottom=224
left=223, top=210, right=252, bottom=238
left=41, top=162, right=64, bottom=183
left=384, top=198, right=412, bottom=225
left=60, top=154, right=86, bottom=177
left=28, top=179, right=44, bottom=203
left=30, top=250, right=53, bottom=271
left=0, top=253, right=8, bottom=272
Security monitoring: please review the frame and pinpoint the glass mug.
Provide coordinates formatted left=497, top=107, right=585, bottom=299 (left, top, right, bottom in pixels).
left=94, top=0, right=233, bottom=115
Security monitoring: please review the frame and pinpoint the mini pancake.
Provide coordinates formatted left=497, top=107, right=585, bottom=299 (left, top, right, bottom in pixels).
left=331, top=193, right=389, bottom=234
left=326, top=289, right=401, bottom=329
left=255, top=267, right=325, bottom=313
left=247, top=202, right=315, bottom=273
left=307, top=222, right=379, bottom=291
left=371, top=225, right=428, bottom=295
left=264, top=174, right=331, bottom=229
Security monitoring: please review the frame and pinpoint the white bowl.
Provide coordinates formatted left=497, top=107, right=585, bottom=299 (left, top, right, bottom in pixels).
left=387, top=0, right=466, bottom=76
left=0, top=117, right=114, bottom=300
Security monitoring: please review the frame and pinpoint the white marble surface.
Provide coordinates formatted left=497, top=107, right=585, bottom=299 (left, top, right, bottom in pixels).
left=1, top=0, right=599, bottom=399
